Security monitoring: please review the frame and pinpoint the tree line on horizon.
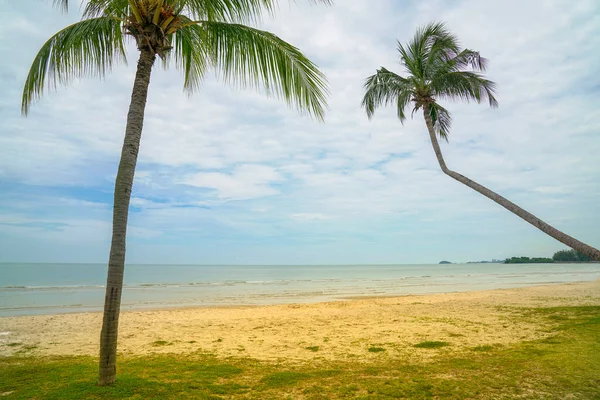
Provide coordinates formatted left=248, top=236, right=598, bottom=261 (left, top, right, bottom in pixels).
left=22, top=0, right=600, bottom=386
left=504, top=249, right=595, bottom=264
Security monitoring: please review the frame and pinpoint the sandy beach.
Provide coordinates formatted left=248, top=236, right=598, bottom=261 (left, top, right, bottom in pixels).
left=1, top=280, right=599, bottom=362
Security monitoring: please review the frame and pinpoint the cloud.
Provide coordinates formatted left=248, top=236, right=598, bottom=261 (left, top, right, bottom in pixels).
left=182, top=164, right=284, bottom=200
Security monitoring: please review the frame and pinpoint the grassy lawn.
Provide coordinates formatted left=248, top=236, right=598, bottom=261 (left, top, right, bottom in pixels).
left=1, top=306, right=599, bottom=399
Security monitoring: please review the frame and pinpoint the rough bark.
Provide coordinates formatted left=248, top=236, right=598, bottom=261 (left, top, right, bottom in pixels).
left=98, top=48, right=156, bottom=386
left=422, top=105, right=600, bottom=261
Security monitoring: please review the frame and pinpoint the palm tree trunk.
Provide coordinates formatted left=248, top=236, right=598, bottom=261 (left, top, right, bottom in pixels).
left=422, top=105, right=600, bottom=261
left=98, top=48, right=156, bottom=386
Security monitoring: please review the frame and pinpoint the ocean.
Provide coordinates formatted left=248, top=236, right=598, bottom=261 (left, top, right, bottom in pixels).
left=1, top=263, right=599, bottom=317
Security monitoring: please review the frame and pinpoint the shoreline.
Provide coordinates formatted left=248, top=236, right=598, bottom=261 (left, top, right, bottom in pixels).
left=1, top=280, right=598, bottom=361
left=3, top=278, right=599, bottom=318
left=4, top=262, right=600, bottom=318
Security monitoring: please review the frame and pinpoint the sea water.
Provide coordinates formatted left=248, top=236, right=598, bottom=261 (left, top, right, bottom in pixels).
left=1, top=263, right=599, bottom=316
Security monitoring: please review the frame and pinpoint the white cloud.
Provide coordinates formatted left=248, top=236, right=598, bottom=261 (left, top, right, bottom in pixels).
left=182, top=164, right=284, bottom=200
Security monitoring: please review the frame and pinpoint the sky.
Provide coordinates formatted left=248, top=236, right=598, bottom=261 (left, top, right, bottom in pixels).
left=0, top=0, right=598, bottom=265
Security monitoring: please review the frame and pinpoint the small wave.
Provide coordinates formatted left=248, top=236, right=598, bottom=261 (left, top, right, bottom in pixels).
left=0, top=285, right=104, bottom=290
left=138, top=281, right=245, bottom=288
left=138, top=284, right=178, bottom=288
left=134, top=281, right=243, bottom=288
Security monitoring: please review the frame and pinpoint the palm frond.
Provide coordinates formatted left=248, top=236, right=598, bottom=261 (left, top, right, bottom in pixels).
left=431, top=71, right=498, bottom=107
left=399, top=22, right=457, bottom=79
left=172, top=0, right=332, bottom=23
left=422, top=23, right=460, bottom=78
left=397, top=41, right=421, bottom=80
left=451, top=49, right=488, bottom=71
left=194, top=21, right=328, bottom=119
left=171, top=22, right=211, bottom=91
left=52, top=0, right=69, bottom=12
left=22, top=16, right=126, bottom=115
left=428, top=102, right=452, bottom=141
left=361, top=67, right=412, bottom=121
left=83, top=0, right=131, bottom=18
left=427, top=48, right=489, bottom=81
left=176, top=0, right=276, bottom=21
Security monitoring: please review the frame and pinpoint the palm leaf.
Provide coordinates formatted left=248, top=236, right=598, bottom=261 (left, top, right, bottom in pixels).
left=171, top=0, right=332, bottom=23
left=192, top=21, right=328, bottom=119
left=450, top=49, right=488, bottom=72
left=361, top=67, right=412, bottom=121
left=82, top=0, right=131, bottom=18
left=428, top=102, right=451, bottom=141
left=421, top=23, right=459, bottom=79
left=51, top=0, right=69, bottom=12
left=427, top=49, right=489, bottom=82
left=431, top=71, right=498, bottom=107
left=399, top=22, right=457, bottom=80
left=172, top=0, right=276, bottom=22
left=22, top=16, right=126, bottom=115
left=397, top=41, right=421, bottom=80
left=171, top=22, right=211, bottom=91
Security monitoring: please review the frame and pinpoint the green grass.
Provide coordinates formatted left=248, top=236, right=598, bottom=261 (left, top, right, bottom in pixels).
left=305, top=346, right=320, bottom=352
left=261, top=371, right=312, bottom=388
left=413, top=341, right=450, bottom=349
left=471, top=344, right=495, bottom=352
left=1, top=306, right=599, bottom=399
left=367, top=346, right=386, bottom=353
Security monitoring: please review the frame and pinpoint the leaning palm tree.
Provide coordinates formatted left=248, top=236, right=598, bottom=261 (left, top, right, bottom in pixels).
left=23, top=0, right=330, bottom=385
left=362, top=22, right=600, bottom=261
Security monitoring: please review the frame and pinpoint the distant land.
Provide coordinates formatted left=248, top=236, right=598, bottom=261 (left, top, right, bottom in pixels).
left=437, top=250, right=597, bottom=265
left=504, top=257, right=553, bottom=264
left=504, top=249, right=595, bottom=264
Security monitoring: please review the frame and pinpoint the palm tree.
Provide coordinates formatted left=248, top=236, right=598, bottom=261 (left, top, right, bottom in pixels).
left=361, top=22, right=600, bottom=261
left=23, top=0, right=330, bottom=385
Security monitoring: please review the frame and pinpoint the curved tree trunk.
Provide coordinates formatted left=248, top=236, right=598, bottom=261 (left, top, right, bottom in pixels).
left=422, top=106, right=600, bottom=261
left=99, top=48, right=156, bottom=386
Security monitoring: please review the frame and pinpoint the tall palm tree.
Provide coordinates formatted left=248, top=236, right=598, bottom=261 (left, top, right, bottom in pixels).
left=23, top=0, right=330, bottom=385
left=361, top=22, right=600, bottom=261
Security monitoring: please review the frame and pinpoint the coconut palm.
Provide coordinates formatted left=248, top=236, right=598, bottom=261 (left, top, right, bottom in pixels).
left=23, top=0, right=330, bottom=385
left=361, top=22, right=600, bottom=261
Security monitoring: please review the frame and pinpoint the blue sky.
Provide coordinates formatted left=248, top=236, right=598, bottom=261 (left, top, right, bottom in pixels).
left=0, top=0, right=598, bottom=264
